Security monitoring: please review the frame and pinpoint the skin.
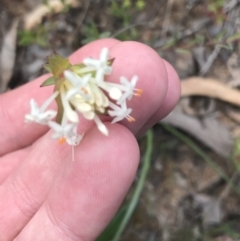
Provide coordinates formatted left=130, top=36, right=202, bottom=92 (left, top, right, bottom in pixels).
left=0, top=39, right=181, bottom=241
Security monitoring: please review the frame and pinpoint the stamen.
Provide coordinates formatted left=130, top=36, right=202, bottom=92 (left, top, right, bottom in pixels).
left=134, top=89, right=143, bottom=97
left=58, top=137, right=66, bottom=144
left=127, top=116, right=135, bottom=122
left=81, top=87, right=88, bottom=94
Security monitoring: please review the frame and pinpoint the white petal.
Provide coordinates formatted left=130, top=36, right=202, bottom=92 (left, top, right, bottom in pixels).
left=48, top=121, right=62, bottom=133
left=117, top=91, right=131, bottom=105
left=120, top=76, right=129, bottom=86
left=90, top=84, right=102, bottom=107
left=25, top=114, right=34, bottom=123
left=77, top=66, right=95, bottom=74
left=94, top=115, right=108, bottom=136
left=63, top=123, right=75, bottom=134
left=109, top=87, right=122, bottom=100
left=66, top=134, right=83, bottom=146
left=111, top=115, right=124, bottom=123
left=82, top=111, right=95, bottom=120
left=51, top=132, right=61, bottom=139
left=108, top=109, right=119, bottom=117
left=95, top=69, right=104, bottom=83
left=83, top=58, right=99, bottom=67
left=108, top=101, right=121, bottom=112
left=100, top=48, right=109, bottom=62
left=102, top=94, right=109, bottom=107
left=61, top=92, right=79, bottom=123
left=38, top=110, right=57, bottom=121
left=66, top=88, right=79, bottom=100
left=64, top=70, right=80, bottom=86
left=29, top=99, right=39, bottom=115
left=82, top=74, right=91, bottom=85
left=131, top=75, right=138, bottom=86
left=76, top=102, right=92, bottom=112
left=103, top=66, right=112, bottom=74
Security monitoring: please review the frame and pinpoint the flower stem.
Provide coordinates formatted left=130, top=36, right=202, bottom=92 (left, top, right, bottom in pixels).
left=112, top=129, right=154, bottom=241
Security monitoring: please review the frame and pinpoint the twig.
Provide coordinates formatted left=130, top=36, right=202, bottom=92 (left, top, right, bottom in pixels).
left=160, top=0, right=175, bottom=39
left=23, top=0, right=80, bottom=30
left=110, top=21, right=155, bottom=38
left=181, top=77, right=240, bottom=107
left=161, top=109, right=233, bottom=157
left=199, top=45, right=221, bottom=76
left=219, top=172, right=239, bottom=200
left=73, top=0, right=90, bottom=37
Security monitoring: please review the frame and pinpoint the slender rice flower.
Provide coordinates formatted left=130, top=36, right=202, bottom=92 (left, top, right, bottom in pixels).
left=64, top=71, right=91, bottom=100
left=117, top=75, right=143, bottom=105
left=108, top=101, right=134, bottom=123
left=83, top=47, right=112, bottom=83
left=25, top=47, right=142, bottom=147
left=48, top=121, right=82, bottom=146
left=25, top=91, right=59, bottom=124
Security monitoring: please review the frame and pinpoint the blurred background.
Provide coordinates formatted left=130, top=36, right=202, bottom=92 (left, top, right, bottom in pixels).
left=1, top=0, right=240, bottom=240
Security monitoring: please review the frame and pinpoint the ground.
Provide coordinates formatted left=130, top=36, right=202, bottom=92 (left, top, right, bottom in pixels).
left=2, top=0, right=240, bottom=240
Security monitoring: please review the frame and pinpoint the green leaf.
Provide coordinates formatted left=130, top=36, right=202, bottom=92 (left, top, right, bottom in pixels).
left=96, top=205, right=128, bottom=241
left=47, top=53, right=71, bottom=78
left=108, top=58, right=115, bottom=66
left=43, top=64, right=52, bottom=73
left=175, top=48, right=191, bottom=54
left=71, top=63, right=86, bottom=71
left=227, top=32, right=240, bottom=43
left=99, top=31, right=111, bottom=39
left=40, top=76, right=56, bottom=87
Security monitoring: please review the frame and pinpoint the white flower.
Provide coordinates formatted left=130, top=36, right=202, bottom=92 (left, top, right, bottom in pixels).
left=26, top=47, right=141, bottom=147
left=66, top=125, right=83, bottom=146
left=64, top=71, right=91, bottom=100
left=25, top=91, right=59, bottom=125
left=60, top=90, right=79, bottom=123
left=48, top=121, right=82, bottom=146
left=97, top=81, right=122, bottom=101
left=83, top=48, right=112, bottom=83
left=108, top=101, right=134, bottom=123
left=93, top=115, right=108, bottom=136
left=117, top=75, right=142, bottom=105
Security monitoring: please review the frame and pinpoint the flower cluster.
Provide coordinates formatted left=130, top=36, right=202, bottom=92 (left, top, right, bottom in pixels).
left=25, top=48, right=142, bottom=146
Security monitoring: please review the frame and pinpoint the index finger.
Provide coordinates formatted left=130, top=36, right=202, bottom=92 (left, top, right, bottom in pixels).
left=0, top=39, right=170, bottom=156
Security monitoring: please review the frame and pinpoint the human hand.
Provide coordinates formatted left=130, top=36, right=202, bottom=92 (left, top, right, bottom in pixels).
left=0, top=39, right=180, bottom=240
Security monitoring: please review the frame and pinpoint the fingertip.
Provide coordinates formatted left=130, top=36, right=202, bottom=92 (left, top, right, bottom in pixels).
left=0, top=38, right=121, bottom=155
left=162, top=59, right=181, bottom=108
left=109, top=41, right=169, bottom=134
left=69, top=38, right=121, bottom=64
left=136, top=59, right=181, bottom=137
left=17, top=123, right=140, bottom=241
left=74, top=122, right=140, bottom=183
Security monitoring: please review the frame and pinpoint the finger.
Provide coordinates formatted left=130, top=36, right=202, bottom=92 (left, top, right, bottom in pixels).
left=136, top=59, right=181, bottom=137
left=0, top=41, right=174, bottom=184
left=0, top=147, right=30, bottom=184
left=107, top=41, right=168, bottom=134
left=16, top=124, right=139, bottom=241
left=0, top=41, right=172, bottom=238
left=0, top=132, right=73, bottom=240
left=0, top=38, right=120, bottom=156
left=0, top=40, right=170, bottom=156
